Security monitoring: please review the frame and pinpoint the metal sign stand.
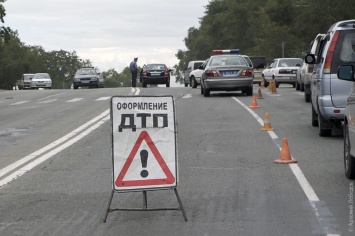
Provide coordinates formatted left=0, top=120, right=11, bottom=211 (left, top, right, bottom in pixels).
left=103, top=188, right=187, bottom=222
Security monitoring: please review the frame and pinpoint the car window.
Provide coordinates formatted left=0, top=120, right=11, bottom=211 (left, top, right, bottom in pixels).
left=193, top=62, right=203, bottom=70
left=34, top=73, right=50, bottom=79
left=210, top=56, right=246, bottom=66
left=76, top=69, right=96, bottom=75
left=277, top=59, right=303, bottom=67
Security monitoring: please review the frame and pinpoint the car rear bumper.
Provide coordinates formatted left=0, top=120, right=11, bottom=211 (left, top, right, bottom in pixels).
left=31, top=84, right=52, bottom=88
left=274, top=75, right=296, bottom=83
left=142, top=77, right=169, bottom=84
left=74, top=81, right=99, bottom=87
left=204, top=78, right=253, bottom=89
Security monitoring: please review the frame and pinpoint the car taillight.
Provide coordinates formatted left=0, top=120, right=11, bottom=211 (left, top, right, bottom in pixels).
left=164, top=71, right=169, bottom=76
left=240, top=69, right=253, bottom=76
left=324, top=31, right=340, bottom=74
left=205, top=70, right=219, bottom=77
left=142, top=72, right=147, bottom=76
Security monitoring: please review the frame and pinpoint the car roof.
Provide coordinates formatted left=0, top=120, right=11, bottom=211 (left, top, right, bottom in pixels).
left=328, top=19, right=355, bottom=32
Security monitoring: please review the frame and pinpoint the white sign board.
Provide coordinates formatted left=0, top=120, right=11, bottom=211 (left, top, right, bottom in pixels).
left=111, top=96, right=177, bottom=191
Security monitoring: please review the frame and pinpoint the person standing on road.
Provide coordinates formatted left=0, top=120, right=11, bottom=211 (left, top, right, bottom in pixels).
left=130, top=57, right=138, bottom=87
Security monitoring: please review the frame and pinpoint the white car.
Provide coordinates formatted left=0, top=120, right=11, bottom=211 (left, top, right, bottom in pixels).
left=189, top=60, right=207, bottom=88
left=31, top=73, right=52, bottom=89
left=262, top=58, right=303, bottom=88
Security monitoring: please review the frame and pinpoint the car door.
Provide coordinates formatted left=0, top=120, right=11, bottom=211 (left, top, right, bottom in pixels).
left=311, top=35, right=329, bottom=109
left=263, top=60, right=275, bottom=81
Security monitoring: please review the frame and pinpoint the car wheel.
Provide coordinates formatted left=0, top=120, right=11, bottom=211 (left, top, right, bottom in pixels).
left=296, top=81, right=300, bottom=90
left=275, top=82, right=280, bottom=88
left=142, top=82, right=147, bottom=88
left=184, top=82, right=188, bottom=87
left=245, top=86, right=253, bottom=96
left=318, top=113, right=332, bottom=137
left=305, top=92, right=311, bottom=103
left=311, top=105, right=318, bottom=127
left=74, top=85, right=78, bottom=89
left=344, top=122, right=355, bottom=179
left=166, top=82, right=170, bottom=87
left=203, top=88, right=210, bottom=97
left=300, top=82, right=305, bottom=91
left=292, top=83, right=296, bottom=88
left=191, top=76, right=197, bottom=88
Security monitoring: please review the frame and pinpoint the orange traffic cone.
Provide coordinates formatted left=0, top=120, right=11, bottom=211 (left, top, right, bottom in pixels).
left=257, top=88, right=264, bottom=99
left=261, top=113, right=273, bottom=131
left=249, top=96, right=260, bottom=108
left=274, top=138, right=298, bottom=164
left=271, top=80, right=278, bottom=94
left=268, top=80, right=273, bottom=92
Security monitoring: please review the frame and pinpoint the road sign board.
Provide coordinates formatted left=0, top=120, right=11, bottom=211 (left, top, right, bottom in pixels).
left=111, top=96, right=177, bottom=191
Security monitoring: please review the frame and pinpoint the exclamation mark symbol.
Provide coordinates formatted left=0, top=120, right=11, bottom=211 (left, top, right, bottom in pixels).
left=140, top=150, right=149, bottom=178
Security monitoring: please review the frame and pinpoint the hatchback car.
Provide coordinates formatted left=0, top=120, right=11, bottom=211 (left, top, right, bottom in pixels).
left=337, top=65, right=355, bottom=179
left=31, top=73, right=52, bottom=89
left=140, top=64, right=171, bottom=87
left=305, top=19, right=355, bottom=136
left=188, top=60, right=207, bottom=88
left=184, top=60, right=205, bottom=87
left=73, top=67, right=104, bottom=89
left=262, top=58, right=303, bottom=88
left=200, top=49, right=254, bottom=97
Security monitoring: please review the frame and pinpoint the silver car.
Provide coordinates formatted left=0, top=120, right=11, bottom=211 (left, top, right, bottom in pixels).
left=305, top=19, right=355, bottom=136
left=337, top=65, right=355, bottom=179
left=200, top=49, right=254, bottom=97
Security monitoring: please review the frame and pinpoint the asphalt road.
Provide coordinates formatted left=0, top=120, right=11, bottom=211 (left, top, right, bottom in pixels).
left=0, top=85, right=353, bottom=236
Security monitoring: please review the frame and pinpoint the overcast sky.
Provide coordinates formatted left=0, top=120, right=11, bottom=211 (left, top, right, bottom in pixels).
left=3, top=0, right=208, bottom=72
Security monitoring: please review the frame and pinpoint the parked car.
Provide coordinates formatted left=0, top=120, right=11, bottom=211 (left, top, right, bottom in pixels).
left=249, top=56, right=267, bottom=86
left=140, top=64, right=171, bottom=87
left=336, top=65, right=355, bottom=178
left=184, top=60, right=205, bottom=87
left=73, top=67, right=104, bottom=89
left=189, top=60, right=208, bottom=88
left=262, top=58, right=302, bottom=88
left=295, top=58, right=306, bottom=91
left=16, top=73, right=34, bottom=90
left=200, top=49, right=253, bottom=97
left=300, top=34, right=325, bottom=103
left=31, top=73, right=52, bottom=89
left=305, top=19, right=355, bottom=136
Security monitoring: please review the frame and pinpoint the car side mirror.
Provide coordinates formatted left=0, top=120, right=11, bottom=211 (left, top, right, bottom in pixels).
left=337, top=65, right=355, bottom=81
left=304, top=54, right=316, bottom=64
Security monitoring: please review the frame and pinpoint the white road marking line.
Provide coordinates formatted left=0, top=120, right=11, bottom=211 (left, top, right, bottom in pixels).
left=37, top=92, right=66, bottom=101
left=0, top=109, right=110, bottom=181
left=66, top=98, right=83, bottom=102
left=232, top=96, right=340, bottom=236
left=96, top=97, right=111, bottom=101
left=10, top=100, right=30, bottom=105
left=182, top=94, right=192, bottom=98
left=38, top=99, right=58, bottom=104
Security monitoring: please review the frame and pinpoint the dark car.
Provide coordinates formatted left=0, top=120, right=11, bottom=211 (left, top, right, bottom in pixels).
left=139, top=64, right=171, bottom=87
left=73, top=67, right=104, bottom=89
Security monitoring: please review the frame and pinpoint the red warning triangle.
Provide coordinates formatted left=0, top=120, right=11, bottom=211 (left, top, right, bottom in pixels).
left=115, top=131, right=175, bottom=187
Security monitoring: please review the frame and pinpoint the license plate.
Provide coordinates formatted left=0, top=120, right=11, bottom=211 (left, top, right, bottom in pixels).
left=81, top=80, right=90, bottom=83
left=221, top=71, right=237, bottom=76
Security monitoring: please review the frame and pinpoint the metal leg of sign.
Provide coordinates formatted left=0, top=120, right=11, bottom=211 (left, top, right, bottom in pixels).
left=143, top=191, right=148, bottom=209
left=103, top=189, right=114, bottom=223
left=174, top=188, right=187, bottom=221
left=103, top=188, right=187, bottom=222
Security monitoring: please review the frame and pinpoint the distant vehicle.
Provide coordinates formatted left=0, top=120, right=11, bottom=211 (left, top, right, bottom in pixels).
left=337, top=65, right=355, bottom=179
left=200, top=49, right=254, bottom=97
left=301, top=34, right=325, bottom=102
left=31, top=73, right=52, bottom=89
left=73, top=67, right=104, bottom=89
left=262, top=58, right=302, bottom=88
left=184, top=60, right=205, bottom=87
left=305, top=19, right=355, bottom=136
left=140, top=64, right=171, bottom=87
left=16, top=73, right=34, bottom=90
left=249, top=56, right=266, bottom=86
left=189, top=60, right=208, bottom=88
